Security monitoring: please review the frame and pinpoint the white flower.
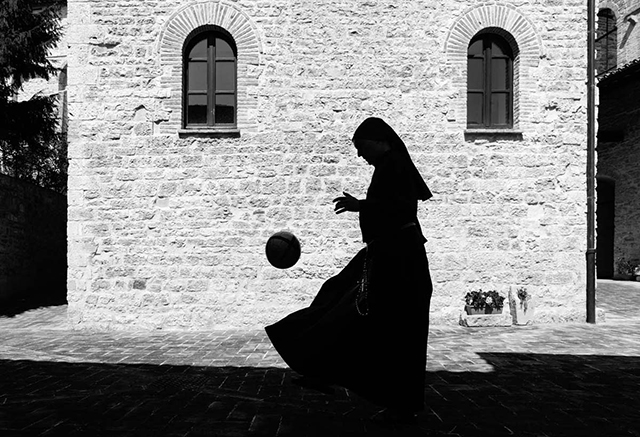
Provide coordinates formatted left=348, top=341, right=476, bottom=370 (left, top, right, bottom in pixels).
left=485, top=296, right=493, bottom=305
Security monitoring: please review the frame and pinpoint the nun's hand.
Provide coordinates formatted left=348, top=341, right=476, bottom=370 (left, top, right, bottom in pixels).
left=333, top=192, right=360, bottom=214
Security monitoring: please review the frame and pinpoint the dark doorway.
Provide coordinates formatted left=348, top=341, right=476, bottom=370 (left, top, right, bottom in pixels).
left=596, top=176, right=615, bottom=278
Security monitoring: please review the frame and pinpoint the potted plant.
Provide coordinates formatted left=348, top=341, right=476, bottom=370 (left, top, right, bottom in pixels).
left=464, top=289, right=506, bottom=315
left=509, top=286, right=535, bottom=325
left=615, top=258, right=640, bottom=280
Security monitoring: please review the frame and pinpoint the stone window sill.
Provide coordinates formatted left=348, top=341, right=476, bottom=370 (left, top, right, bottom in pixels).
left=464, top=129, right=523, bottom=140
left=178, top=128, right=241, bottom=138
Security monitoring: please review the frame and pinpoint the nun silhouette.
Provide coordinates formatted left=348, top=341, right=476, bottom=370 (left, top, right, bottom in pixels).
left=266, top=117, right=434, bottom=422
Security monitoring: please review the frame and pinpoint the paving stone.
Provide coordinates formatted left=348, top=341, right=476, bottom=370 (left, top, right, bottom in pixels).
left=0, top=280, right=639, bottom=436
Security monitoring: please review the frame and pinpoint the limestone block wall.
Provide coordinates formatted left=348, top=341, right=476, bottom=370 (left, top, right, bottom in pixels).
left=0, top=175, right=67, bottom=305
left=67, top=0, right=589, bottom=330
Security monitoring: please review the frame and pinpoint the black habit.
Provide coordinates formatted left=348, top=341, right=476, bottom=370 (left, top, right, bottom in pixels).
left=265, top=148, right=433, bottom=413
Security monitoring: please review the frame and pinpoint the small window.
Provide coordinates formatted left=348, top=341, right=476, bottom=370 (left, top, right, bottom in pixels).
left=58, top=66, right=68, bottom=134
left=596, top=9, right=617, bottom=76
left=183, top=29, right=237, bottom=128
left=467, top=34, right=514, bottom=129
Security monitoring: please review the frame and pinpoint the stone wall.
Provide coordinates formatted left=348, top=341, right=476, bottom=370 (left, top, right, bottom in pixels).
left=67, top=0, right=589, bottom=330
left=0, top=175, right=67, bottom=306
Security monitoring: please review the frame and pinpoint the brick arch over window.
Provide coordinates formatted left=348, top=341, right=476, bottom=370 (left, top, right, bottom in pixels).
left=156, top=1, right=263, bottom=135
left=444, top=4, right=543, bottom=131
left=598, top=0, right=626, bottom=20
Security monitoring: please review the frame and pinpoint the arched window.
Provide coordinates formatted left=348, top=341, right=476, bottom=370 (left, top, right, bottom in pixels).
left=467, top=34, right=514, bottom=129
left=183, top=28, right=237, bottom=128
left=596, top=9, right=617, bottom=76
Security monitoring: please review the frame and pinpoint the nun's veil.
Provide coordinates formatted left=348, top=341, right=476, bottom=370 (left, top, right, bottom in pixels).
left=352, top=117, right=433, bottom=201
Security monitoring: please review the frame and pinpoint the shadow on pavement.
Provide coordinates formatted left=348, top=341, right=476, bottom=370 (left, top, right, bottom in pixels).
left=429, top=352, right=640, bottom=436
left=0, top=353, right=638, bottom=436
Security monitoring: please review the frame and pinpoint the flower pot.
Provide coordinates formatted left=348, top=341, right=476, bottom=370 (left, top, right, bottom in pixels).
left=465, top=305, right=502, bottom=315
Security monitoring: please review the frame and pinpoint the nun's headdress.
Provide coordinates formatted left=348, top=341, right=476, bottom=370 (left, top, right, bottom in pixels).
left=352, top=117, right=433, bottom=201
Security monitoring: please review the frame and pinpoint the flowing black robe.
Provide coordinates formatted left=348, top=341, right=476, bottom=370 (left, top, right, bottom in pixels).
left=265, top=149, right=433, bottom=412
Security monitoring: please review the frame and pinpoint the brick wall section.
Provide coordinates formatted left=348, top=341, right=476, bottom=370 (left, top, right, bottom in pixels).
left=624, top=1, right=640, bottom=63
left=596, top=0, right=640, bottom=272
left=597, top=69, right=640, bottom=269
left=0, top=175, right=67, bottom=305
left=67, top=0, right=589, bottom=330
left=597, top=0, right=640, bottom=67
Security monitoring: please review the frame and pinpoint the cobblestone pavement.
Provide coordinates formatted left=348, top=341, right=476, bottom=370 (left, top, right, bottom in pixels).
left=0, top=280, right=639, bottom=437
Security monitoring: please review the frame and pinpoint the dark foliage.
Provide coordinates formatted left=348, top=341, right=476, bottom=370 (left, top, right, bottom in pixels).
left=464, top=289, right=506, bottom=310
left=0, top=0, right=67, bottom=194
